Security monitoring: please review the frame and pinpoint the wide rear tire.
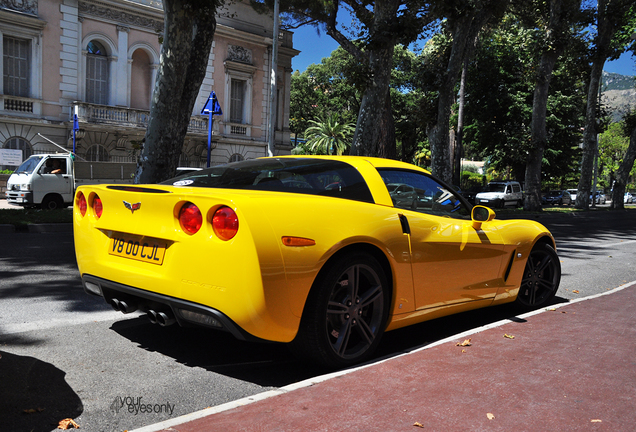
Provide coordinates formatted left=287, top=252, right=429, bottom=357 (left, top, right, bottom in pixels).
left=293, top=252, right=390, bottom=369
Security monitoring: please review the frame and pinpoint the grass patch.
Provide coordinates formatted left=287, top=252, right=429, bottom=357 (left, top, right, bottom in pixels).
left=0, top=208, right=72, bottom=228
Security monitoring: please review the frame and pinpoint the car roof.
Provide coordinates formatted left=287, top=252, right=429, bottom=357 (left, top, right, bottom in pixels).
left=276, top=155, right=431, bottom=175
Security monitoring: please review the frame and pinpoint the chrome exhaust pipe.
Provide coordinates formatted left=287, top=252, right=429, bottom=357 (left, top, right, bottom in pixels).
left=111, top=298, right=137, bottom=314
left=111, top=298, right=122, bottom=312
left=118, top=300, right=137, bottom=314
left=147, top=310, right=158, bottom=325
left=156, top=311, right=176, bottom=327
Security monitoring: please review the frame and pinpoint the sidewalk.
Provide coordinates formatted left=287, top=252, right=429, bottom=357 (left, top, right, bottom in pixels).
left=132, top=282, right=636, bottom=432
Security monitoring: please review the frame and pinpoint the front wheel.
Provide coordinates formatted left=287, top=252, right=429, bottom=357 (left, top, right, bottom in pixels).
left=293, top=252, right=390, bottom=368
left=41, top=194, right=64, bottom=210
left=515, top=243, right=561, bottom=309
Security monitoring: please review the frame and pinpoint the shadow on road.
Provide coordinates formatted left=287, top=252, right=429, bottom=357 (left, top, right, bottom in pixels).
left=110, top=295, right=568, bottom=388
left=0, top=351, right=83, bottom=432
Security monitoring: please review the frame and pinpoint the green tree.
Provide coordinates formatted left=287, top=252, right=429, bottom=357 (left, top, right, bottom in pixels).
left=135, top=0, right=220, bottom=184
left=520, top=0, right=583, bottom=211
left=426, top=0, right=510, bottom=184
left=576, top=0, right=636, bottom=209
left=463, top=13, right=586, bottom=190
left=599, top=122, right=629, bottom=186
left=258, top=0, right=438, bottom=159
left=303, top=114, right=356, bottom=155
left=611, top=107, right=636, bottom=208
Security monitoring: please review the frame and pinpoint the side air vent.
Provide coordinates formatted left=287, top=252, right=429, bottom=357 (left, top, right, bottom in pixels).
left=503, top=250, right=516, bottom=282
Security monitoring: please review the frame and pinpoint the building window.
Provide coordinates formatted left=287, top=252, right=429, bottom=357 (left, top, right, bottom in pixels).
left=2, top=137, right=32, bottom=167
left=86, top=41, right=109, bottom=105
left=3, top=36, right=31, bottom=98
left=85, top=144, right=109, bottom=162
left=229, top=153, right=244, bottom=162
left=230, top=79, right=244, bottom=123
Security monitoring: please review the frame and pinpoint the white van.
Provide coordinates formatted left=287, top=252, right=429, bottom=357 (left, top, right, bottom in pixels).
left=6, top=154, right=75, bottom=209
left=475, top=181, right=523, bottom=208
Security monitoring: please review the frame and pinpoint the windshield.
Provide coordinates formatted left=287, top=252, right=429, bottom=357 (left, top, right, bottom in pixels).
left=486, top=183, right=506, bottom=193
left=547, top=191, right=561, bottom=197
left=14, top=156, right=43, bottom=174
left=162, top=158, right=375, bottom=203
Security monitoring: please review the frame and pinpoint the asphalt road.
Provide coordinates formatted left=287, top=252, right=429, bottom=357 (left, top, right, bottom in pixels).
left=1, top=208, right=635, bottom=432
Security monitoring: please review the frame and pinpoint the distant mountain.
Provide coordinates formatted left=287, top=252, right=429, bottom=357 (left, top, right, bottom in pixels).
left=603, top=71, right=635, bottom=91
left=601, top=71, right=635, bottom=121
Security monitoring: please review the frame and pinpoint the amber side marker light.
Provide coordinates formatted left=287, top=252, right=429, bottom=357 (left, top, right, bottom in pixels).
left=212, top=206, right=238, bottom=241
left=179, top=202, right=203, bottom=234
left=93, top=195, right=103, bottom=219
left=282, top=237, right=316, bottom=247
left=77, top=192, right=87, bottom=216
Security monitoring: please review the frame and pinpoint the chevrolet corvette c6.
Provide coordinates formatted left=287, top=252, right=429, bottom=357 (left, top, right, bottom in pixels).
left=73, top=156, right=560, bottom=367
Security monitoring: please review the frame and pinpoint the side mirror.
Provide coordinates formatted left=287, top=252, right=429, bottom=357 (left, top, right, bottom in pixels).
left=472, top=205, right=495, bottom=229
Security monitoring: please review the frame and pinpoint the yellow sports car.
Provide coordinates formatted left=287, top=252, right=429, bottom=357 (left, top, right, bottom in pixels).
left=74, top=156, right=560, bottom=367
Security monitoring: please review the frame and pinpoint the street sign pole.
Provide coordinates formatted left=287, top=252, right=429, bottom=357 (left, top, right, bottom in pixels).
left=201, top=91, right=223, bottom=168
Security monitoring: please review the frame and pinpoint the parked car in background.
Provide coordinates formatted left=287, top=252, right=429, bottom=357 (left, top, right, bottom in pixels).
left=625, top=192, right=633, bottom=204
left=566, top=189, right=578, bottom=201
left=542, top=190, right=572, bottom=206
left=590, top=191, right=606, bottom=204
left=475, top=181, right=523, bottom=208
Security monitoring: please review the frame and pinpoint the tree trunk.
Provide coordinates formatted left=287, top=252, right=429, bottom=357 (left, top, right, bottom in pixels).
left=135, top=0, right=218, bottom=184
left=454, top=61, right=467, bottom=187
left=523, top=0, right=570, bottom=211
left=524, top=51, right=559, bottom=211
left=610, top=123, right=636, bottom=209
left=350, top=46, right=396, bottom=158
left=575, top=61, right=604, bottom=209
left=349, top=0, right=398, bottom=159
left=428, top=7, right=493, bottom=184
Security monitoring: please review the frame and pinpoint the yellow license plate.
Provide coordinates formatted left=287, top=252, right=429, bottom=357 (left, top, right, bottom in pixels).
left=109, top=235, right=167, bottom=265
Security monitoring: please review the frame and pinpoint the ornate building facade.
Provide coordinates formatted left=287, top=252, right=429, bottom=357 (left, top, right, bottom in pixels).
left=0, top=0, right=298, bottom=170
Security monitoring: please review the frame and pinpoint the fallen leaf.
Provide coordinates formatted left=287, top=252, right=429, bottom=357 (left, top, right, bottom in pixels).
left=591, top=419, right=602, bottom=423
left=547, top=308, right=556, bottom=311
left=487, top=413, right=495, bottom=420
left=561, top=311, right=567, bottom=314
left=456, top=339, right=472, bottom=347
left=572, top=290, right=579, bottom=294
left=413, top=422, right=425, bottom=428
left=461, top=349, right=466, bottom=353
left=57, top=418, right=80, bottom=429
left=503, top=334, right=515, bottom=339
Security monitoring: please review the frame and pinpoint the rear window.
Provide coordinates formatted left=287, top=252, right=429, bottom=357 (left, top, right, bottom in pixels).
left=163, top=158, right=374, bottom=203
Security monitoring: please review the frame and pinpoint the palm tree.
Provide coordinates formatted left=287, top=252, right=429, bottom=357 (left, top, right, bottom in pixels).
left=303, top=114, right=355, bottom=156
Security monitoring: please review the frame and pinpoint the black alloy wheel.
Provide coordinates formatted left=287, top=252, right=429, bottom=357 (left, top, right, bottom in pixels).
left=516, top=243, right=561, bottom=308
left=294, top=252, right=390, bottom=368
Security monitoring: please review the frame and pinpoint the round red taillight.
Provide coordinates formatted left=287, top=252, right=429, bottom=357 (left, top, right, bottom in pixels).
left=212, top=206, right=238, bottom=241
left=93, top=195, right=103, bottom=219
left=179, top=202, right=202, bottom=234
left=77, top=192, right=87, bottom=216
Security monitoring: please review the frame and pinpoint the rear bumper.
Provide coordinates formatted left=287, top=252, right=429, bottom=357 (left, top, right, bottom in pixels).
left=82, top=274, right=266, bottom=343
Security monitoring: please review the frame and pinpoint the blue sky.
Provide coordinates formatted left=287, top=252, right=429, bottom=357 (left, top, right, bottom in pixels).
left=291, top=26, right=636, bottom=77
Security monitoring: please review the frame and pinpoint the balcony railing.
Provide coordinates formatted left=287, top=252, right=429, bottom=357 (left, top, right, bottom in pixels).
left=73, top=102, right=209, bottom=134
